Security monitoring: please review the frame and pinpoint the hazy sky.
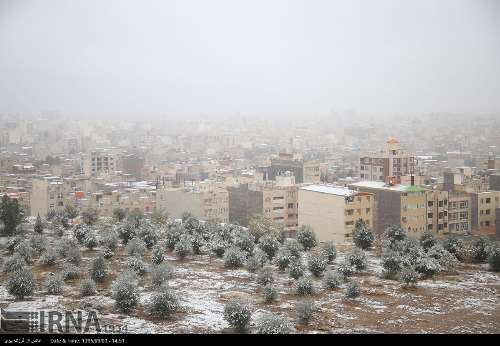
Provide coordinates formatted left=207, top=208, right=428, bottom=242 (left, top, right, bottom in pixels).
left=1, top=0, right=499, bottom=118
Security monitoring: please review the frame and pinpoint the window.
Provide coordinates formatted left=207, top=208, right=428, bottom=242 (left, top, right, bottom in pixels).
left=428, top=213, right=433, bottom=219
left=428, top=224, right=433, bottom=230
left=485, top=221, right=491, bottom=227
left=486, top=209, right=491, bottom=215
left=288, top=203, right=295, bottom=209
left=428, top=201, right=434, bottom=207
left=486, top=198, right=491, bottom=204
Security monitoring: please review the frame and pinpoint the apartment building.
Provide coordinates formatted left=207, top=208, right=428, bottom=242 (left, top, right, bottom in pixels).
left=426, top=190, right=449, bottom=233
left=448, top=193, right=471, bottom=234
left=298, top=184, right=374, bottom=243
left=471, top=191, right=500, bottom=232
left=359, top=139, right=415, bottom=183
left=156, top=181, right=229, bottom=223
left=30, top=177, right=68, bottom=216
left=82, top=149, right=120, bottom=177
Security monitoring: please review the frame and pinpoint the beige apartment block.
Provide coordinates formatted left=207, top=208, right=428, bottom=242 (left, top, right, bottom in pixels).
left=448, top=193, right=471, bottom=234
left=30, top=178, right=67, bottom=216
left=426, top=190, right=449, bottom=234
left=82, top=149, right=120, bottom=177
left=298, top=185, right=373, bottom=244
left=156, top=183, right=229, bottom=223
left=474, top=191, right=500, bottom=232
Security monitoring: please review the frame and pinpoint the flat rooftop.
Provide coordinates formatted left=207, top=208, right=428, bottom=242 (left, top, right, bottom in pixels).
left=349, top=181, right=427, bottom=193
left=300, top=184, right=358, bottom=197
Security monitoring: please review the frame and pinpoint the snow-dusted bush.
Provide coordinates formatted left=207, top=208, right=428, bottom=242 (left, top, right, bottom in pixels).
left=56, top=238, right=76, bottom=257
left=488, top=247, right=500, bottom=272
left=147, top=286, right=180, bottom=319
left=14, top=240, right=33, bottom=263
left=6, top=236, right=23, bottom=254
left=427, top=244, right=459, bottom=272
left=307, top=252, right=328, bottom=277
left=284, top=238, right=303, bottom=258
left=442, top=236, right=464, bottom=258
left=3, top=254, right=26, bottom=273
left=103, top=248, right=114, bottom=259
left=398, top=239, right=426, bottom=267
left=336, top=262, right=355, bottom=279
left=209, top=237, right=228, bottom=258
left=191, top=233, right=205, bottom=255
left=353, top=224, right=375, bottom=250
left=100, top=231, right=119, bottom=251
left=126, top=237, right=147, bottom=257
left=136, top=220, right=160, bottom=248
left=67, top=246, right=81, bottom=265
left=323, top=270, right=342, bottom=289
left=257, top=266, right=275, bottom=286
left=151, top=262, right=174, bottom=287
left=420, top=231, right=436, bottom=251
left=245, top=255, right=261, bottom=273
left=40, top=249, right=57, bottom=265
left=174, top=234, right=193, bottom=260
left=84, top=232, right=99, bottom=250
left=399, top=267, right=420, bottom=288
left=223, top=300, right=252, bottom=332
left=414, top=256, right=441, bottom=279
left=80, top=278, right=97, bottom=297
left=321, top=241, right=337, bottom=263
left=81, top=208, right=99, bottom=225
left=262, top=284, right=278, bottom=303
left=165, top=224, right=184, bottom=250
left=256, top=313, right=291, bottom=334
left=297, top=225, right=317, bottom=251
left=381, top=250, right=403, bottom=279
left=288, top=258, right=306, bottom=280
left=295, top=276, right=315, bottom=296
left=116, top=221, right=137, bottom=245
left=275, top=247, right=292, bottom=271
left=384, top=225, right=406, bottom=243
left=345, top=248, right=367, bottom=271
left=73, top=224, right=90, bottom=244
left=112, top=271, right=139, bottom=313
left=62, top=263, right=80, bottom=280
left=34, top=214, right=44, bottom=233
left=345, top=281, right=361, bottom=298
left=223, top=246, right=247, bottom=268
left=30, top=233, right=48, bottom=254
left=7, top=268, right=35, bottom=299
left=151, top=244, right=165, bottom=265
left=296, top=300, right=314, bottom=325
left=126, top=256, right=148, bottom=275
left=472, top=236, right=493, bottom=262
left=45, top=274, right=64, bottom=295
left=232, top=228, right=255, bottom=254
left=89, top=255, right=107, bottom=282
left=258, top=233, right=280, bottom=259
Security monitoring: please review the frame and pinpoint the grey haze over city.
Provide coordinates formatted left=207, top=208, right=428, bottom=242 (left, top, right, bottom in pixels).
left=1, top=0, right=500, bottom=119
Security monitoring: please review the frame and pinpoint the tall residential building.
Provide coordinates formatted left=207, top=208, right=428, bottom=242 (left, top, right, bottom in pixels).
left=359, top=139, right=415, bottom=183
left=298, top=184, right=373, bottom=244
left=30, top=178, right=68, bottom=216
left=448, top=193, right=472, bottom=234
left=471, top=191, right=500, bottom=232
left=82, top=149, right=120, bottom=177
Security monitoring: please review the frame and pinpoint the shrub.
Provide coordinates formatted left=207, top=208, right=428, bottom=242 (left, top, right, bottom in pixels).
left=6, top=236, right=23, bottom=253
left=103, top=248, right=114, bottom=259
left=442, top=236, right=464, bottom=257
left=345, top=248, right=367, bottom=271
left=381, top=249, right=403, bottom=279
left=223, top=246, right=247, bottom=268
left=117, top=221, right=137, bottom=245
left=245, top=255, right=261, bottom=273
left=165, top=224, right=184, bottom=250
left=295, top=276, right=315, bottom=296
left=427, top=244, right=459, bottom=272
left=336, top=262, right=355, bottom=279
left=296, top=300, right=314, bottom=325
left=30, top=233, right=48, bottom=254
left=256, top=313, right=291, bottom=334
left=151, top=244, right=165, bottom=265
left=100, top=231, right=119, bottom=251
left=353, top=224, right=375, bottom=250
left=3, top=254, right=26, bottom=273
left=126, top=238, right=146, bottom=257
left=232, top=228, right=255, bottom=254
left=7, top=268, right=35, bottom=299
left=67, top=247, right=82, bottom=265
left=81, top=208, right=99, bottom=226
left=136, top=220, right=160, bottom=248
left=73, top=224, right=90, bottom=244
left=126, top=256, right=148, bottom=276
left=84, top=232, right=99, bottom=250
left=14, top=241, right=33, bottom=263
left=257, top=266, right=275, bottom=286
left=64, top=205, right=79, bottom=219
left=384, top=225, right=406, bottom=243
left=414, top=256, right=441, bottom=279
left=62, top=263, right=80, bottom=280
left=209, top=238, right=228, bottom=258
left=45, top=274, right=64, bottom=295
left=472, top=236, right=492, bottom=262
left=223, top=300, right=252, bottom=332
left=307, top=252, right=328, bottom=277
left=147, top=286, right=180, bottom=319
left=112, top=272, right=139, bottom=313
left=151, top=262, right=174, bottom=287
left=488, top=247, right=500, bottom=272
left=252, top=248, right=269, bottom=267
left=262, top=284, right=278, bottom=303
left=297, top=225, right=317, bottom=251
left=174, top=235, right=193, bottom=260
left=321, top=241, right=337, bottom=263
left=34, top=214, right=44, bottom=233
left=80, top=278, right=97, bottom=297
left=345, top=281, right=361, bottom=298
left=288, top=258, right=306, bottom=280
left=89, top=255, right=107, bottom=282
left=191, top=233, right=205, bottom=255
left=40, top=249, right=57, bottom=265
left=323, top=270, right=342, bottom=289
left=284, top=238, right=303, bottom=258
left=399, top=267, right=420, bottom=288
left=113, top=208, right=127, bottom=222
left=420, top=231, right=436, bottom=250
left=258, top=233, right=280, bottom=259
left=275, top=247, right=292, bottom=271
left=56, top=238, right=77, bottom=257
